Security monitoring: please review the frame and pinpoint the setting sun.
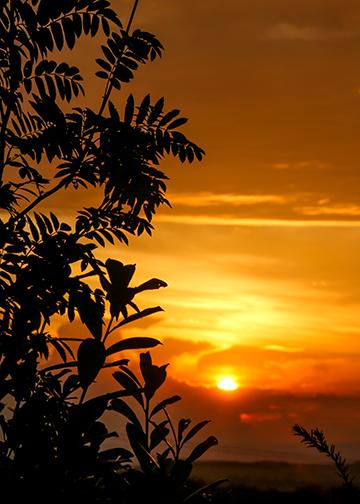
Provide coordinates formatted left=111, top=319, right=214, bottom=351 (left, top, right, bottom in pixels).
left=217, top=377, right=239, bottom=391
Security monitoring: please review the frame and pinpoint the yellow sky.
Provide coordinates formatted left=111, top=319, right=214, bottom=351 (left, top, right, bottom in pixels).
left=47, top=0, right=360, bottom=460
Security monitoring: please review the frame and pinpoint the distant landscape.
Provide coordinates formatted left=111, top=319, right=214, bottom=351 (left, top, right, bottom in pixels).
left=191, top=461, right=359, bottom=502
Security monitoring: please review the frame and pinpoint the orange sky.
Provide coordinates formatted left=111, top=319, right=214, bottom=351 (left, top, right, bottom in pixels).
left=46, top=0, right=360, bottom=461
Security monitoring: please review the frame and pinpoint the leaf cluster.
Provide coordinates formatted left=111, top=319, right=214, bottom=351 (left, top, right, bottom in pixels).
left=0, top=1, right=216, bottom=503
left=293, top=424, right=354, bottom=488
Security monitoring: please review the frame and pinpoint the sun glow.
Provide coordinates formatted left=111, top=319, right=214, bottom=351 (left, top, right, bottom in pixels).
left=217, top=377, right=238, bottom=391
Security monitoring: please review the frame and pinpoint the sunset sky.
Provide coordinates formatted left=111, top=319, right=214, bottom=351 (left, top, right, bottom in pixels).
left=50, top=0, right=360, bottom=462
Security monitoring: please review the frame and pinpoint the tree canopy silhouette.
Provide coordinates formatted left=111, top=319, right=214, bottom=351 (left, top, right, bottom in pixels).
left=0, top=1, right=221, bottom=503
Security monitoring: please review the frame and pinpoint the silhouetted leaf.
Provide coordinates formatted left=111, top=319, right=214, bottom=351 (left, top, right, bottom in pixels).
left=178, top=418, right=191, bottom=443
left=186, top=436, right=218, bottom=463
left=77, top=339, right=106, bottom=389
left=167, top=117, right=188, bottom=130
left=149, top=420, right=169, bottom=450
left=126, top=422, right=160, bottom=474
left=147, top=97, right=164, bottom=124
left=110, top=398, right=141, bottom=428
left=158, top=109, right=180, bottom=127
left=106, top=337, right=161, bottom=356
left=111, top=306, right=163, bottom=329
left=124, top=94, right=134, bottom=124
left=136, top=94, right=150, bottom=124
left=140, top=352, right=168, bottom=399
left=105, top=259, right=135, bottom=287
left=112, top=370, right=143, bottom=406
left=150, top=395, right=181, bottom=417
left=181, top=420, right=211, bottom=446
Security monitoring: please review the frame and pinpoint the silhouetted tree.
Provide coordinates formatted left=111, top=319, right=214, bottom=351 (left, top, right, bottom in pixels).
left=0, top=1, right=220, bottom=502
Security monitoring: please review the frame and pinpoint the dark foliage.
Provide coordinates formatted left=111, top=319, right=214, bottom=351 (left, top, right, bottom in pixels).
left=293, top=424, right=359, bottom=502
left=0, top=1, right=216, bottom=502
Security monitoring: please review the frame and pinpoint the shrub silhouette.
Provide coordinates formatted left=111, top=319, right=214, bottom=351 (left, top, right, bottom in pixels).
left=293, top=424, right=359, bottom=502
left=0, top=1, right=219, bottom=502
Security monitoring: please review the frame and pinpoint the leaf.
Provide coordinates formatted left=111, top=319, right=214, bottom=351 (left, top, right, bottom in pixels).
left=95, top=70, right=108, bottom=79
left=126, top=422, right=160, bottom=474
left=34, top=212, right=47, bottom=238
left=108, top=101, right=119, bottom=122
left=105, top=259, right=135, bottom=288
left=110, top=398, right=141, bottom=428
left=147, top=97, right=164, bottom=125
left=90, top=13, right=100, bottom=36
left=76, top=296, right=103, bottom=340
left=111, top=306, right=164, bottom=329
left=136, top=94, right=150, bottom=125
left=149, top=420, right=169, bottom=450
left=51, top=22, right=64, bottom=50
left=96, top=58, right=112, bottom=71
left=158, top=109, right=180, bottom=127
left=112, top=370, right=143, bottom=406
left=124, top=94, right=134, bottom=125
left=178, top=418, right=191, bottom=443
left=150, top=395, right=181, bottom=418
left=26, top=216, right=39, bottom=241
left=186, top=436, right=218, bottom=463
left=181, top=420, right=211, bottom=446
left=106, top=337, right=161, bottom=356
left=102, top=44, right=116, bottom=64
left=167, top=117, right=188, bottom=130
left=140, top=352, right=168, bottom=400
left=62, top=17, right=76, bottom=49
left=71, top=395, right=109, bottom=428
left=49, top=338, right=68, bottom=363
left=77, top=339, right=106, bottom=390
left=135, top=278, right=167, bottom=293
left=50, top=212, right=60, bottom=230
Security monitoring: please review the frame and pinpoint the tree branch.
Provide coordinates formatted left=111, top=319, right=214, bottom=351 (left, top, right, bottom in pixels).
left=98, top=0, right=140, bottom=117
left=8, top=178, right=68, bottom=224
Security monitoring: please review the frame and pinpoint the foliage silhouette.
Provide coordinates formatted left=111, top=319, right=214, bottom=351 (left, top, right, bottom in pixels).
left=0, top=1, right=217, bottom=502
left=293, top=424, right=359, bottom=502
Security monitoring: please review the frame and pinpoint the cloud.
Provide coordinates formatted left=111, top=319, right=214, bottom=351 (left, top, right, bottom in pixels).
left=169, top=193, right=289, bottom=207
left=271, top=161, right=331, bottom=171
left=151, top=337, right=215, bottom=360
left=297, top=204, right=360, bottom=217
left=157, top=190, right=360, bottom=225
left=266, top=23, right=360, bottom=41
left=157, top=214, right=360, bottom=227
left=195, top=343, right=360, bottom=393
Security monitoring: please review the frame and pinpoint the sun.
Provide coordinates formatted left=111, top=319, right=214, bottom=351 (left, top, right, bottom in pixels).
left=217, top=377, right=238, bottom=391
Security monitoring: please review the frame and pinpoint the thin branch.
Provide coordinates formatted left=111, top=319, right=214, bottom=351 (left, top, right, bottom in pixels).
left=102, top=315, right=114, bottom=344
left=163, top=407, right=180, bottom=460
left=293, top=424, right=354, bottom=488
left=8, top=178, right=68, bottom=224
left=98, top=0, right=140, bottom=117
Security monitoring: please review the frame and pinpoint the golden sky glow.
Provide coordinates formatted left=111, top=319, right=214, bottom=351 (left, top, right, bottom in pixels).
left=50, top=0, right=360, bottom=461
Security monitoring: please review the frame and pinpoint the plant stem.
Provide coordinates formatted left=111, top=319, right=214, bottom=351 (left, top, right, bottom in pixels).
left=8, top=178, right=68, bottom=225
left=163, top=407, right=179, bottom=460
left=0, top=2, right=15, bottom=183
left=79, top=387, right=87, bottom=404
left=145, top=396, right=150, bottom=449
left=98, top=0, right=140, bottom=117
left=102, top=316, right=114, bottom=344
